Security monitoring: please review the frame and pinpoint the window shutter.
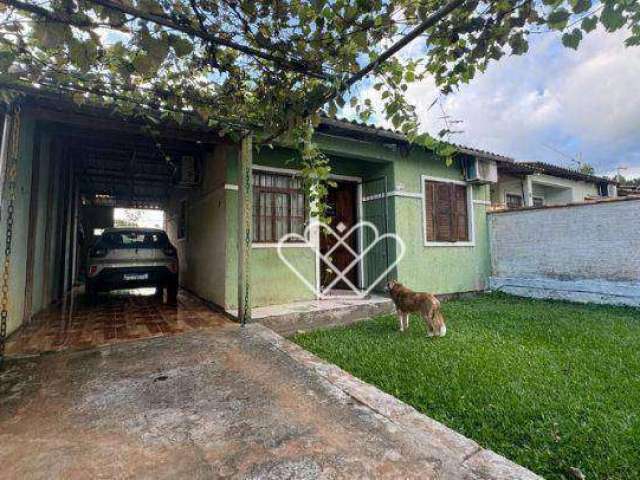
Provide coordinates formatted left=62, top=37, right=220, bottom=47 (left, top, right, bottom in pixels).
left=425, top=181, right=436, bottom=241
left=452, top=184, right=468, bottom=241
left=424, top=180, right=469, bottom=243
left=435, top=182, right=453, bottom=241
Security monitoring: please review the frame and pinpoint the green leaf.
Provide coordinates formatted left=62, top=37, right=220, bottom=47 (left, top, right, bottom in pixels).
left=169, top=35, right=193, bottom=58
left=581, top=16, right=598, bottom=33
left=32, top=21, right=71, bottom=49
left=72, top=92, right=86, bottom=106
left=600, top=4, right=626, bottom=32
left=570, top=0, right=591, bottom=15
left=509, top=33, right=529, bottom=55
left=137, top=0, right=165, bottom=16
left=547, top=8, right=571, bottom=30
left=562, top=28, right=583, bottom=50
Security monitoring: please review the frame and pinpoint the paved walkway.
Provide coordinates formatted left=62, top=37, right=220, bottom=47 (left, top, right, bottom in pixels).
left=0, top=318, right=539, bottom=479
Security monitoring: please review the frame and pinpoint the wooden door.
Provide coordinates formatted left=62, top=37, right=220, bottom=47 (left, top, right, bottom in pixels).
left=320, top=181, right=358, bottom=291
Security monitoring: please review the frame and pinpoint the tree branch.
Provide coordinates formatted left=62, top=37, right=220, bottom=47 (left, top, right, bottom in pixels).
left=88, top=0, right=331, bottom=80
left=0, top=0, right=331, bottom=80
left=263, top=0, right=469, bottom=144
left=344, top=0, right=468, bottom=90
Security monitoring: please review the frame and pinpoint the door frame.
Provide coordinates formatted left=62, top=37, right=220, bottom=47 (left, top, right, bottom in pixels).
left=315, top=173, right=363, bottom=298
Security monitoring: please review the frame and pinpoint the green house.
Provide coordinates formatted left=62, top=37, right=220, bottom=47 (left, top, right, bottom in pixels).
left=0, top=90, right=508, bottom=336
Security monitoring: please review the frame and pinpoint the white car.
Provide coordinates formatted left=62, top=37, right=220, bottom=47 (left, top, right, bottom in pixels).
left=86, top=227, right=179, bottom=303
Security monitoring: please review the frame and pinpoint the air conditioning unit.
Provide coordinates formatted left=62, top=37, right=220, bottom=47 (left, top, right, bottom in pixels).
left=465, top=158, right=498, bottom=184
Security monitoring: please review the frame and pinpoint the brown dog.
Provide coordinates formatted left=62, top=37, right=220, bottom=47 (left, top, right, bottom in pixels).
left=385, top=280, right=447, bottom=337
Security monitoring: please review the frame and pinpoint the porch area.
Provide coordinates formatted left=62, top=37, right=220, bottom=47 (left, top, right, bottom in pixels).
left=228, top=292, right=395, bottom=336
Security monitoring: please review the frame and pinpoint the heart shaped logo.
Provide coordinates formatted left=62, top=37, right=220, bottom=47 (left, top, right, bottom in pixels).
left=277, top=220, right=405, bottom=299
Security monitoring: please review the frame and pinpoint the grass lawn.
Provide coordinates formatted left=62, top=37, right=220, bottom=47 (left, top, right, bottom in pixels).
left=291, top=293, right=640, bottom=479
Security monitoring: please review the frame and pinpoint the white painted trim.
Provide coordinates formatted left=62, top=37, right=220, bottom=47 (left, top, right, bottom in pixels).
left=252, top=165, right=362, bottom=184
left=473, top=199, right=492, bottom=205
left=252, top=164, right=300, bottom=176
left=362, top=190, right=423, bottom=202
left=362, top=193, right=386, bottom=202
left=330, top=173, right=362, bottom=183
left=421, top=174, right=467, bottom=186
left=252, top=242, right=310, bottom=249
left=224, top=183, right=239, bottom=191
left=390, top=191, right=423, bottom=199
left=421, top=175, right=476, bottom=248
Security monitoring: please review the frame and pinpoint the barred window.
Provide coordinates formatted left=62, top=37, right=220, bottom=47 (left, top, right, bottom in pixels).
left=252, top=171, right=306, bottom=243
left=506, top=193, right=523, bottom=209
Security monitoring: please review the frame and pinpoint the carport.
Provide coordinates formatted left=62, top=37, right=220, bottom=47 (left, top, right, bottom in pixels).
left=0, top=92, right=241, bottom=358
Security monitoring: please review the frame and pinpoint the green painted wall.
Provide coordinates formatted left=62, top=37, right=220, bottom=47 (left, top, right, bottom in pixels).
left=223, top=136, right=493, bottom=307
left=165, top=145, right=229, bottom=307
left=223, top=138, right=400, bottom=308
left=225, top=146, right=316, bottom=309
left=390, top=152, right=492, bottom=293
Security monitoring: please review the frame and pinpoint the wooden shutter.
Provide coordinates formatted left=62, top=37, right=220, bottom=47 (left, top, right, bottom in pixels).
left=425, top=180, right=468, bottom=242
left=425, top=181, right=436, bottom=241
left=452, top=184, right=468, bottom=241
left=434, top=182, right=453, bottom=241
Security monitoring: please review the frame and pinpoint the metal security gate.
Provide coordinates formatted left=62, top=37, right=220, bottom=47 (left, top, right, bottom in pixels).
left=362, top=176, right=390, bottom=292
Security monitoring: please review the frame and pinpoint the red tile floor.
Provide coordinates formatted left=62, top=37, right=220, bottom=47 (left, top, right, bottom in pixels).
left=5, top=288, right=230, bottom=357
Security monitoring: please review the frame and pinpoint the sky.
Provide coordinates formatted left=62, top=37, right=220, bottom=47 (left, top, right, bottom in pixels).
left=348, top=26, right=640, bottom=179
left=113, top=208, right=165, bottom=229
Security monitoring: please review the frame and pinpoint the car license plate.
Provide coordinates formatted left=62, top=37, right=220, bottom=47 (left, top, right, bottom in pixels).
left=124, top=273, right=148, bottom=281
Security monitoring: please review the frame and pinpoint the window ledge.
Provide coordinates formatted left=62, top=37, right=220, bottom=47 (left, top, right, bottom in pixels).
left=252, top=243, right=310, bottom=249
left=424, top=241, right=475, bottom=248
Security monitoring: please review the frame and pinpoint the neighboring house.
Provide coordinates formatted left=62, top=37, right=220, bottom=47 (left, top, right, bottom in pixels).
left=491, top=161, right=617, bottom=209
left=0, top=90, right=507, bottom=337
left=618, top=184, right=640, bottom=197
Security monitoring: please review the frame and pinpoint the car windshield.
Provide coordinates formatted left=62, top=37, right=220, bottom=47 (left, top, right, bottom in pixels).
left=99, top=231, right=169, bottom=249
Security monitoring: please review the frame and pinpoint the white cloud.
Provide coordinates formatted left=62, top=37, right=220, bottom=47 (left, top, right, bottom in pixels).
left=360, top=26, right=640, bottom=177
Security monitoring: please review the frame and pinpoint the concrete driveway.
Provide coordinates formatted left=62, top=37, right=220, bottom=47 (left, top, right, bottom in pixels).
left=0, top=319, right=538, bottom=479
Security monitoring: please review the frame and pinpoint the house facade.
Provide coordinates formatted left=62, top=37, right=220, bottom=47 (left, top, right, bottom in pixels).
left=0, top=92, right=503, bottom=339
left=491, top=161, right=617, bottom=209
left=163, top=119, right=498, bottom=311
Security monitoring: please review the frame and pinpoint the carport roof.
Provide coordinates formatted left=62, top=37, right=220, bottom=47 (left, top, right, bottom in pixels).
left=4, top=81, right=515, bottom=163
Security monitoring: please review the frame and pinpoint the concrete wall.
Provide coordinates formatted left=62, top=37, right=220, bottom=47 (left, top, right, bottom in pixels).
left=0, top=113, right=35, bottom=335
left=165, top=144, right=229, bottom=307
left=0, top=115, right=67, bottom=335
left=489, top=198, right=640, bottom=306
